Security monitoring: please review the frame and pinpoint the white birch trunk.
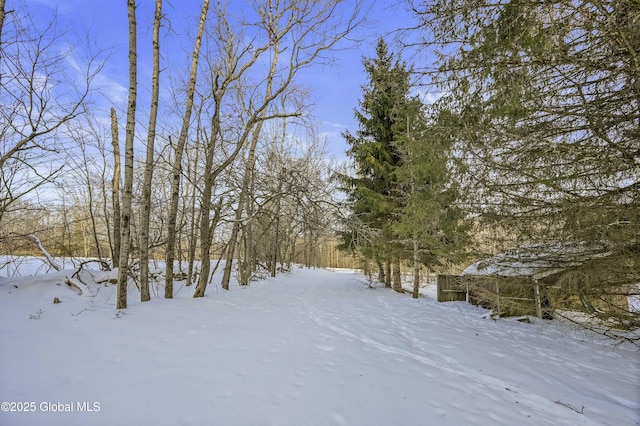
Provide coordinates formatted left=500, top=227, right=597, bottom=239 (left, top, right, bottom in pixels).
left=117, top=0, right=138, bottom=309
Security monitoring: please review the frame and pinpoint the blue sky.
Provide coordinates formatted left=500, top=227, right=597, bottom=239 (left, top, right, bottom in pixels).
left=27, top=0, right=421, bottom=158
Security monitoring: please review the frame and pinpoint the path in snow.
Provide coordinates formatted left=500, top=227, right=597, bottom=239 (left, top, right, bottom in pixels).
left=0, top=266, right=638, bottom=425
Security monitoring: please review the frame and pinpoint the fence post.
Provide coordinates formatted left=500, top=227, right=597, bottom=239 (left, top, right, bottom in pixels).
left=496, top=280, right=500, bottom=318
left=465, top=278, right=469, bottom=303
left=534, top=284, right=543, bottom=318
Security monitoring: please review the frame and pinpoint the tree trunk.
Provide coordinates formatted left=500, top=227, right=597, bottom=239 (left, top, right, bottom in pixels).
left=0, top=0, right=6, bottom=42
left=79, top=143, right=103, bottom=260
left=164, top=0, right=209, bottom=299
left=412, top=238, right=420, bottom=299
left=117, top=0, right=138, bottom=310
left=193, top=197, right=223, bottom=297
left=392, top=258, right=403, bottom=293
left=385, top=260, right=391, bottom=288
left=194, top=84, right=224, bottom=297
left=271, top=196, right=281, bottom=277
left=240, top=170, right=256, bottom=286
left=239, top=228, right=251, bottom=286
left=185, top=138, right=200, bottom=287
left=139, top=0, right=162, bottom=302
left=376, top=258, right=385, bottom=283
left=110, top=107, right=121, bottom=268
left=270, top=114, right=286, bottom=277
left=220, top=147, right=256, bottom=290
left=100, top=158, right=114, bottom=263
left=192, top=101, right=257, bottom=296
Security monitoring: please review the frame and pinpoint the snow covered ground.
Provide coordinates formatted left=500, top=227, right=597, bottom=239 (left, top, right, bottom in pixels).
left=0, top=258, right=638, bottom=425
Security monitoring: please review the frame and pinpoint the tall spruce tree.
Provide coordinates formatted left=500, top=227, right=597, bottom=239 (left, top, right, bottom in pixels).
left=339, top=38, right=411, bottom=292
left=340, top=38, right=468, bottom=293
left=391, top=104, right=470, bottom=298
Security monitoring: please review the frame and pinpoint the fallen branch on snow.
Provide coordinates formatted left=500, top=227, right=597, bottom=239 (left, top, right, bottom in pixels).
left=555, top=400, right=584, bottom=414
left=24, top=234, right=62, bottom=271
left=64, top=275, right=92, bottom=296
left=71, top=308, right=96, bottom=317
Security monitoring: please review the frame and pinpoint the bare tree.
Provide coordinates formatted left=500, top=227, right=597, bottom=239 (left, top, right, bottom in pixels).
left=184, top=111, right=203, bottom=288
left=193, top=2, right=276, bottom=296
left=0, top=2, right=103, bottom=246
left=222, top=116, right=267, bottom=289
left=65, top=122, right=107, bottom=260
left=110, top=107, right=121, bottom=268
left=117, top=0, right=138, bottom=310
left=139, top=0, right=163, bottom=302
left=212, top=0, right=365, bottom=294
left=164, top=0, right=210, bottom=299
left=249, top=124, right=339, bottom=275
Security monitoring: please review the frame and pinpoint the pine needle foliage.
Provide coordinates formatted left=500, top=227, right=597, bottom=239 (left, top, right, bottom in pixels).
left=415, top=0, right=639, bottom=332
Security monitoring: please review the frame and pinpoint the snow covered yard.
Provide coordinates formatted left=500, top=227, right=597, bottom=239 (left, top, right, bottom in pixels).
left=0, top=262, right=638, bottom=426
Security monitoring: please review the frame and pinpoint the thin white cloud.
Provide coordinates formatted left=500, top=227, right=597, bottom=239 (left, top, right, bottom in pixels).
left=60, top=43, right=127, bottom=108
left=322, top=120, right=349, bottom=130
left=28, top=0, right=74, bottom=14
left=411, top=86, right=444, bottom=105
left=319, top=131, right=340, bottom=141
left=93, top=73, right=128, bottom=107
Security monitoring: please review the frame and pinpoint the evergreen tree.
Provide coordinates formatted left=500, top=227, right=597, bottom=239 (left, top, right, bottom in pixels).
left=338, top=38, right=468, bottom=294
left=338, top=38, right=411, bottom=291
left=391, top=104, right=470, bottom=298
